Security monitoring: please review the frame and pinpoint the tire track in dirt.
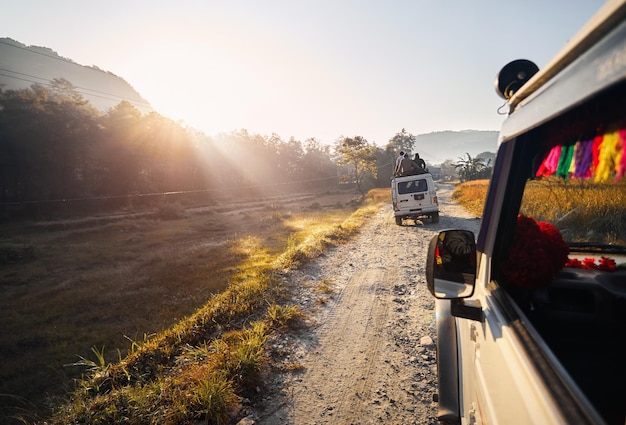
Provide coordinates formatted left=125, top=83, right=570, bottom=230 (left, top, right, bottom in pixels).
left=255, top=185, right=480, bottom=425
left=290, top=268, right=389, bottom=423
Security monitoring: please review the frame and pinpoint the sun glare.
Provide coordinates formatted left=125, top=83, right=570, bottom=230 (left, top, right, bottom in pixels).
left=115, top=25, right=336, bottom=144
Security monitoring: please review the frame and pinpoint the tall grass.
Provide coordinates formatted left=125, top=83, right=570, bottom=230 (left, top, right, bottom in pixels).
left=451, top=179, right=489, bottom=216
left=519, top=178, right=626, bottom=244
left=452, top=178, right=626, bottom=244
left=367, top=188, right=391, bottom=204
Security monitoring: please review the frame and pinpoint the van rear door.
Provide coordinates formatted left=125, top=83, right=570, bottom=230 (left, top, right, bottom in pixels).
left=396, top=176, right=432, bottom=212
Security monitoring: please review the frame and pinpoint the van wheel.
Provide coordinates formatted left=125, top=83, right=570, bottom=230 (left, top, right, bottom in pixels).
left=395, top=216, right=402, bottom=225
left=431, top=212, right=439, bottom=223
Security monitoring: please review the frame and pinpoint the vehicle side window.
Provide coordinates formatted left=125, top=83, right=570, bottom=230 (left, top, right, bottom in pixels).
left=398, top=179, right=428, bottom=194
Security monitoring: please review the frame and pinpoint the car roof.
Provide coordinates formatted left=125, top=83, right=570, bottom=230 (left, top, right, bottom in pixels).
left=509, top=0, right=626, bottom=109
left=499, top=0, right=626, bottom=143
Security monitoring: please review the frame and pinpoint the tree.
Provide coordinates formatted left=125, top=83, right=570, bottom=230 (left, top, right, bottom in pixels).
left=302, top=138, right=338, bottom=190
left=276, top=137, right=304, bottom=180
left=440, top=159, right=458, bottom=180
left=387, top=128, right=416, bottom=154
left=98, top=101, right=145, bottom=196
left=140, top=112, right=203, bottom=192
left=335, top=136, right=377, bottom=196
left=454, top=153, right=491, bottom=182
left=476, top=151, right=496, bottom=165
left=373, top=146, right=394, bottom=186
left=0, top=82, right=100, bottom=204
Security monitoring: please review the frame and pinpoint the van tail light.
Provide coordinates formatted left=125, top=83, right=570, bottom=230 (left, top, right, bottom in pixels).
left=432, top=194, right=438, bottom=205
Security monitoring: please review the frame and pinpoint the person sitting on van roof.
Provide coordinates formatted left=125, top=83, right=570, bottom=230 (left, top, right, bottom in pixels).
left=394, top=151, right=405, bottom=175
left=394, top=151, right=404, bottom=176
left=413, top=153, right=427, bottom=173
left=397, top=153, right=417, bottom=176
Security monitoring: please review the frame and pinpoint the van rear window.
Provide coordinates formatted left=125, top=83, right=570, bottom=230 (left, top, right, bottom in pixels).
left=398, top=179, right=428, bottom=194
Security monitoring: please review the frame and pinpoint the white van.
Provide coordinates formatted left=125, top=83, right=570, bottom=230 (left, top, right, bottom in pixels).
left=426, top=1, right=626, bottom=424
left=391, top=173, right=439, bottom=225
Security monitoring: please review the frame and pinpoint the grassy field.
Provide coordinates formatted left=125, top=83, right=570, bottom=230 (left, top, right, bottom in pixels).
left=451, top=178, right=626, bottom=244
left=519, top=178, right=626, bottom=244
left=0, top=189, right=387, bottom=424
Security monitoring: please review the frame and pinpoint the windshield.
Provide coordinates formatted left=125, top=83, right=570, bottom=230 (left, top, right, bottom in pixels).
left=498, top=137, right=625, bottom=292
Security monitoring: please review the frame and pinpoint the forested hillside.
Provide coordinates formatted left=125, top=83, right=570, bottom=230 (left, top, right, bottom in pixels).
left=0, top=78, right=499, bottom=220
left=0, top=81, right=370, bottom=219
left=0, top=37, right=151, bottom=113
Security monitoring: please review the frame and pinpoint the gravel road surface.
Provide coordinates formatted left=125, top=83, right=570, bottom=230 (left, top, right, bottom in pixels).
left=251, top=184, right=481, bottom=425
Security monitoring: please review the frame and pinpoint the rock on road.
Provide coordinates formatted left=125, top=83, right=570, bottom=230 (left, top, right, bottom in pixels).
left=253, top=185, right=481, bottom=425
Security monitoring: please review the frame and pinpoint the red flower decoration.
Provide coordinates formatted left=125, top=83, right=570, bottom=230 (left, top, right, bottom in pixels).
left=584, top=258, right=597, bottom=269
left=501, top=215, right=569, bottom=290
left=565, top=256, right=617, bottom=271
left=537, top=221, right=570, bottom=267
left=564, top=258, right=583, bottom=268
left=598, top=256, right=617, bottom=271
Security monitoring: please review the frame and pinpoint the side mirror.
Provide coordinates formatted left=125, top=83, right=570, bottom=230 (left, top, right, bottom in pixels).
left=426, top=230, right=476, bottom=299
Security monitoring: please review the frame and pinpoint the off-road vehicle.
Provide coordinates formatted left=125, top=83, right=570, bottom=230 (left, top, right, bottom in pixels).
left=391, top=173, right=439, bottom=225
left=426, top=1, right=626, bottom=424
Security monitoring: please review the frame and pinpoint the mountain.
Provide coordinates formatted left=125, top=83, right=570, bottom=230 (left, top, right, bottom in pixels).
left=0, top=37, right=152, bottom=113
left=1, top=38, right=498, bottom=161
left=412, top=130, right=499, bottom=164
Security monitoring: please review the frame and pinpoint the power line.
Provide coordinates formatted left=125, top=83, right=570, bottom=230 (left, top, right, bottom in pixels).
left=0, top=70, right=151, bottom=108
left=0, top=68, right=47, bottom=83
left=0, top=157, right=403, bottom=207
left=0, top=41, right=152, bottom=108
left=0, top=174, right=344, bottom=207
left=1, top=39, right=91, bottom=68
left=0, top=68, right=150, bottom=105
left=0, top=71, right=152, bottom=108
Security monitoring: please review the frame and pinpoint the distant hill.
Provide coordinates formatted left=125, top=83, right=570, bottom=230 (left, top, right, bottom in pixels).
left=0, top=37, right=152, bottom=113
left=412, top=130, right=498, bottom=164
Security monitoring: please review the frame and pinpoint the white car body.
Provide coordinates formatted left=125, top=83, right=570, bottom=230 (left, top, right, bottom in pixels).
left=426, top=1, right=626, bottom=424
left=391, top=173, right=439, bottom=225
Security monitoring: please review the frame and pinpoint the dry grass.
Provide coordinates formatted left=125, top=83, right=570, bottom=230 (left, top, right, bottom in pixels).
left=451, top=178, right=626, bottom=244
left=367, top=188, right=391, bottom=204
left=317, top=278, right=335, bottom=295
left=0, top=190, right=385, bottom=424
left=0, top=217, right=247, bottom=421
left=450, top=179, right=489, bottom=216
left=266, top=304, right=304, bottom=329
left=519, top=178, right=626, bottom=244
left=280, top=362, right=306, bottom=372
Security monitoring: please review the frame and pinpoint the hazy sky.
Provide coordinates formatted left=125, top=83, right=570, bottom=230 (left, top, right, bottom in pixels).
left=2, top=0, right=607, bottom=146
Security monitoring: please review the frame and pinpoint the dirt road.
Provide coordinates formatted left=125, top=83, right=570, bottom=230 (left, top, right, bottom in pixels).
left=253, top=185, right=481, bottom=425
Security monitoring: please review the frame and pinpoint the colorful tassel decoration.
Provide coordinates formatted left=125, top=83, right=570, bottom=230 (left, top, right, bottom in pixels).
left=536, top=126, right=624, bottom=183
left=616, top=130, right=625, bottom=182
left=556, top=144, right=575, bottom=179
left=595, top=131, right=621, bottom=183
left=573, top=138, right=593, bottom=179
left=536, top=145, right=562, bottom=177
left=592, top=135, right=603, bottom=174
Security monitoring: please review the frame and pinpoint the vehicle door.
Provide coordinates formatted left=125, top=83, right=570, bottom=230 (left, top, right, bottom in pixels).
left=457, top=274, right=569, bottom=425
